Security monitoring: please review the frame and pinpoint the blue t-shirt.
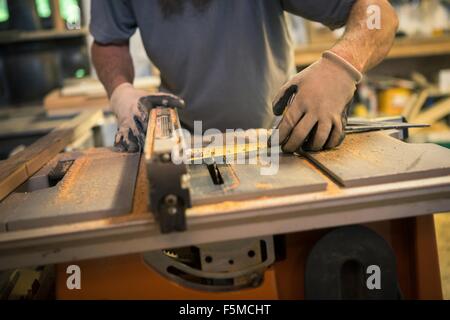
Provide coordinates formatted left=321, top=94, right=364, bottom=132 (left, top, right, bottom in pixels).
left=91, top=0, right=355, bottom=131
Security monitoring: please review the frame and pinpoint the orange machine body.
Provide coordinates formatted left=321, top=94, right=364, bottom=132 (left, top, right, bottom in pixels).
left=56, top=217, right=442, bottom=300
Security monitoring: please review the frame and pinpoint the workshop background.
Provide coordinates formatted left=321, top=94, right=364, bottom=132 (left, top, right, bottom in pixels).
left=0, top=0, right=450, bottom=299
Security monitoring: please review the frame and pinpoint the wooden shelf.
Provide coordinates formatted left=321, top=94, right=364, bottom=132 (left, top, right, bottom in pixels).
left=0, top=27, right=88, bottom=45
left=295, top=35, right=450, bottom=66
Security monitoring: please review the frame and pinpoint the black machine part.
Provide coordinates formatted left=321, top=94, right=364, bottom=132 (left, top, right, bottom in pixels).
left=147, top=153, right=190, bottom=233
left=143, top=237, right=275, bottom=292
left=142, top=95, right=191, bottom=234
left=305, top=225, right=401, bottom=300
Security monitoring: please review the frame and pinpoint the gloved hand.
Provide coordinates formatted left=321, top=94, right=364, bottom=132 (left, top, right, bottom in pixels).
left=110, top=82, right=149, bottom=153
left=110, top=83, right=185, bottom=152
left=272, top=50, right=362, bottom=152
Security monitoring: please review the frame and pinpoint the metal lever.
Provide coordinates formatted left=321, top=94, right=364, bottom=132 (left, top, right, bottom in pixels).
left=345, top=120, right=429, bottom=134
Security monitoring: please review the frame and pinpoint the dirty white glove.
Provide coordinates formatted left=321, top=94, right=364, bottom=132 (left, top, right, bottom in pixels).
left=110, top=82, right=149, bottom=153
left=273, top=50, right=362, bottom=152
left=111, top=83, right=186, bottom=153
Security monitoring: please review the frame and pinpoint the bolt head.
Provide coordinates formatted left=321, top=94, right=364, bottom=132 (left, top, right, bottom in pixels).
left=168, top=207, right=178, bottom=215
left=161, top=153, right=171, bottom=163
left=249, top=273, right=262, bottom=287
left=165, top=194, right=178, bottom=206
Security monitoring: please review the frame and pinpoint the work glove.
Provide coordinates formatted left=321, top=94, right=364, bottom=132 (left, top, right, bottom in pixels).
left=110, top=82, right=149, bottom=153
left=110, top=83, right=184, bottom=153
left=272, top=50, right=362, bottom=152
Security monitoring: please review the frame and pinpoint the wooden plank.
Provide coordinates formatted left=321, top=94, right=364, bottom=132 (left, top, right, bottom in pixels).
left=0, top=110, right=103, bottom=201
left=0, top=165, right=28, bottom=229
left=0, top=149, right=139, bottom=232
left=303, top=132, right=450, bottom=187
left=412, top=97, right=450, bottom=125
left=402, top=89, right=429, bottom=121
left=21, top=129, right=73, bottom=175
left=189, top=154, right=327, bottom=205
left=21, top=109, right=102, bottom=175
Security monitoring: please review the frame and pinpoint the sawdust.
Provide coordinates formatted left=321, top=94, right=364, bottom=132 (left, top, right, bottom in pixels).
left=130, top=156, right=149, bottom=216
left=309, top=133, right=386, bottom=167
left=80, top=147, right=130, bottom=159
left=56, top=157, right=88, bottom=202
left=223, top=165, right=240, bottom=192
left=194, top=200, right=244, bottom=213
left=52, top=150, right=114, bottom=205
left=255, top=183, right=273, bottom=190
left=80, top=148, right=109, bottom=155
left=323, top=179, right=342, bottom=195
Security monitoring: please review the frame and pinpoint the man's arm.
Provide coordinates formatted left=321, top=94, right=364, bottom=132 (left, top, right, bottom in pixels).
left=91, top=41, right=150, bottom=152
left=273, top=0, right=398, bottom=152
left=91, top=41, right=186, bottom=153
left=91, top=42, right=135, bottom=98
left=331, top=0, right=398, bottom=73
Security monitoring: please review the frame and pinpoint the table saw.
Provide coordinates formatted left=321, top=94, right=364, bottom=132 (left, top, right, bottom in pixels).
left=0, top=103, right=450, bottom=299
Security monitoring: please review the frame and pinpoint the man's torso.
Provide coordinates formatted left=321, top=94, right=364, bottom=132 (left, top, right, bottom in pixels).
left=129, top=0, right=294, bottom=131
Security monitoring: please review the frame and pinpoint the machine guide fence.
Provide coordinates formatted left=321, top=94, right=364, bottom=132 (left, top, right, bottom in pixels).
left=144, top=99, right=191, bottom=234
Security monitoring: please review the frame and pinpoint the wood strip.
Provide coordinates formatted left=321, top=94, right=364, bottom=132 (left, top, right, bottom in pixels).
left=403, top=89, right=429, bottom=121
left=412, top=97, right=450, bottom=125
left=0, top=110, right=103, bottom=201
left=303, top=132, right=450, bottom=187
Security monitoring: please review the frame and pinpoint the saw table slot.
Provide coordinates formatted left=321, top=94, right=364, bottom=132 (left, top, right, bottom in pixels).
left=207, top=163, right=224, bottom=185
left=47, top=160, right=74, bottom=187
left=13, top=159, right=74, bottom=193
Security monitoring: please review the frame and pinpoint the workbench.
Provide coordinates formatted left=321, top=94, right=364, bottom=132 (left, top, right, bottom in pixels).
left=0, top=155, right=448, bottom=269
left=0, top=129, right=449, bottom=299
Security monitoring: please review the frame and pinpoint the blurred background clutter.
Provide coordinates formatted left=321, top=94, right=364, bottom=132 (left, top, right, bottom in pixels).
left=0, top=1, right=449, bottom=146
